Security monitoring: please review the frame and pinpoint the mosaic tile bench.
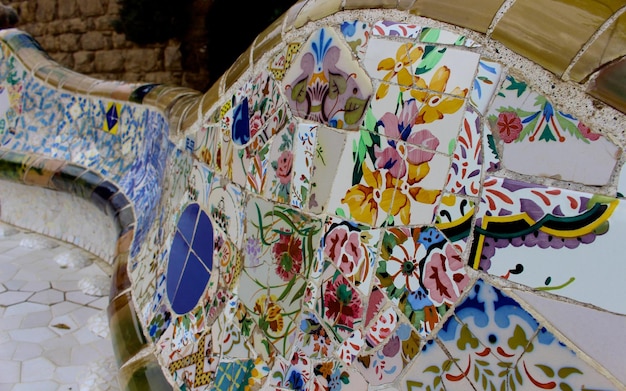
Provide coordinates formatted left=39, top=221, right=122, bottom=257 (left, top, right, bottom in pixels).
left=1, top=0, right=625, bottom=390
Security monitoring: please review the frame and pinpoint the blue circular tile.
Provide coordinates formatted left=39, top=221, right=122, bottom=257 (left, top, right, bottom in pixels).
left=166, top=203, right=215, bottom=315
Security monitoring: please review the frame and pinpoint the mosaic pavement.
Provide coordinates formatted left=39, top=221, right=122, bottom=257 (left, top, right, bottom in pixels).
left=0, top=223, right=118, bottom=391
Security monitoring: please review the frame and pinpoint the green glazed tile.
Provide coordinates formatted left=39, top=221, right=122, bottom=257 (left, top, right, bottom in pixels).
left=492, top=0, right=621, bottom=76
left=107, top=292, right=148, bottom=366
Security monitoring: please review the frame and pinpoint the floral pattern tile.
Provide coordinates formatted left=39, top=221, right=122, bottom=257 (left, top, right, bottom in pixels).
left=372, top=21, right=421, bottom=38
left=376, top=227, right=470, bottom=336
left=340, top=20, right=370, bottom=59
left=3, top=9, right=626, bottom=391
left=407, top=279, right=620, bottom=391
left=283, top=27, right=372, bottom=130
left=470, top=59, right=503, bottom=114
left=488, top=74, right=621, bottom=186
left=445, top=106, right=482, bottom=196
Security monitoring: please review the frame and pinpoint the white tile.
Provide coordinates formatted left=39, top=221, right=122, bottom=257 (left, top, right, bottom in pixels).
left=70, top=345, right=101, bottom=366
left=3, top=280, right=26, bottom=291
left=512, top=289, right=626, bottom=384
left=0, top=315, right=21, bottom=331
left=41, top=333, right=78, bottom=352
left=48, top=315, right=78, bottom=337
left=12, top=342, right=43, bottom=361
left=54, top=366, right=85, bottom=384
left=29, top=289, right=64, bottom=305
left=42, top=347, right=72, bottom=367
left=0, top=360, right=20, bottom=383
left=65, top=291, right=97, bottom=306
left=50, top=281, right=78, bottom=292
left=9, top=327, right=56, bottom=344
left=50, top=302, right=82, bottom=317
left=20, top=310, right=53, bottom=329
left=0, top=340, right=17, bottom=360
left=11, top=381, right=58, bottom=391
left=87, top=297, right=108, bottom=310
left=19, top=281, right=51, bottom=292
left=0, top=291, right=31, bottom=306
left=72, top=326, right=100, bottom=345
left=68, top=307, right=99, bottom=325
left=21, top=357, right=55, bottom=382
left=3, top=302, right=49, bottom=317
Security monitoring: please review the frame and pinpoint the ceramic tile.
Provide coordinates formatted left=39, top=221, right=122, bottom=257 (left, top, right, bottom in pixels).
left=326, top=128, right=447, bottom=227
left=262, top=122, right=296, bottom=204
left=312, top=360, right=368, bottom=391
left=445, top=106, right=482, bottom=196
left=363, top=39, right=424, bottom=98
left=294, top=310, right=337, bottom=360
left=317, top=265, right=364, bottom=343
left=336, top=329, right=365, bottom=366
left=339, top=20, right=370, bottom=59
left=372, top=21, right=421, bottom=38
left=283, top=27, right=372, bottom=130
left=488, top=74, right=621, bottom=186
left=3, top=7, right=626, bottom=391
left=418, top=27, right=478, bottom=47
left=207, top=177, right=245, bottom=248
left=240, top=196, right=324, bottom=357
left=325, top=130, right=390, bottom=227
left=469, top=59, right=503, bottom=115
left=435, top=280, right=549, bottom=390
left=400, top=338, right=469, bottom=391
left=587, top=56, right=626, bottom=115
left=510, top=288, right=626, bottom=384
left=211, top=306, right=252, bottom=359
left=376, top=227, right=470, bottom=336
left=434, top=194, right=475, bottom=251
left=485, top=196, right=626, bottom=315
left=268, top=42, right=302, bottom=81
left=569, top=13, right=626, bottom=83
left=366, top=82, right=465, bottom=155
left=308, top=126, right=348, bottom=214
left=492, top=0, right=621, bottom=76
left=290, top=123, right=318, bottom=209
left=356, top=321, right=421, bottom=385
left=409, top=0, right=506, bottom=33
left=321, top=216, right=381, bottom=296
left=512, top=326, right=618, bottom=391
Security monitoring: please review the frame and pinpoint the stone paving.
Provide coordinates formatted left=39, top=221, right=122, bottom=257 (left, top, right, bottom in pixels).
left=0, top=223, right=119, bottom=391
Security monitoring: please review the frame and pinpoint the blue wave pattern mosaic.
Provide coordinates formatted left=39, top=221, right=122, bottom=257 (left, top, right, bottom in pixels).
left=0, top=39, right=171, bottom=257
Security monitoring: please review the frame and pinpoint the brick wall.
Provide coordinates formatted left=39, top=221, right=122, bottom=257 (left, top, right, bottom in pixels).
left=5, top=0, right=211, bottom=91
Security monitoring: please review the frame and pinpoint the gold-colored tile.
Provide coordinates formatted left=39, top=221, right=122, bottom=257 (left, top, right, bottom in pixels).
left=587, top=56, right=626, bottom=114
left=410, top=0, right=505, bottom=33
left=284, top=0, right=308, bottom=31
left=224, top=46, right=251, bottom=92
left=119, top=356, right=173, bottom=391
left=569, top=13, right=626, bottom=82
left=180, top=97, right=201, bottom=133
left=141, top=85, right=169, bottom=108
left=23, top=157, right=65, bottom=188
left=492, top=0, right=621, bottom=76
left=292, top=0, right=342, bottom=29
left=109, top=252, right=130, bottom=301
left=59, top=73, right=99, bottom=94
left=107, top=291, right=148, bottom=366
left=200, top=79, right=222, bottom=120
left=154, top=87, right=200, bottom=114
left=344, top=0, right=398, bottom=10
left=254, top=31, right=283, bottom=64
left=397, top=0, right=417, bottom=10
